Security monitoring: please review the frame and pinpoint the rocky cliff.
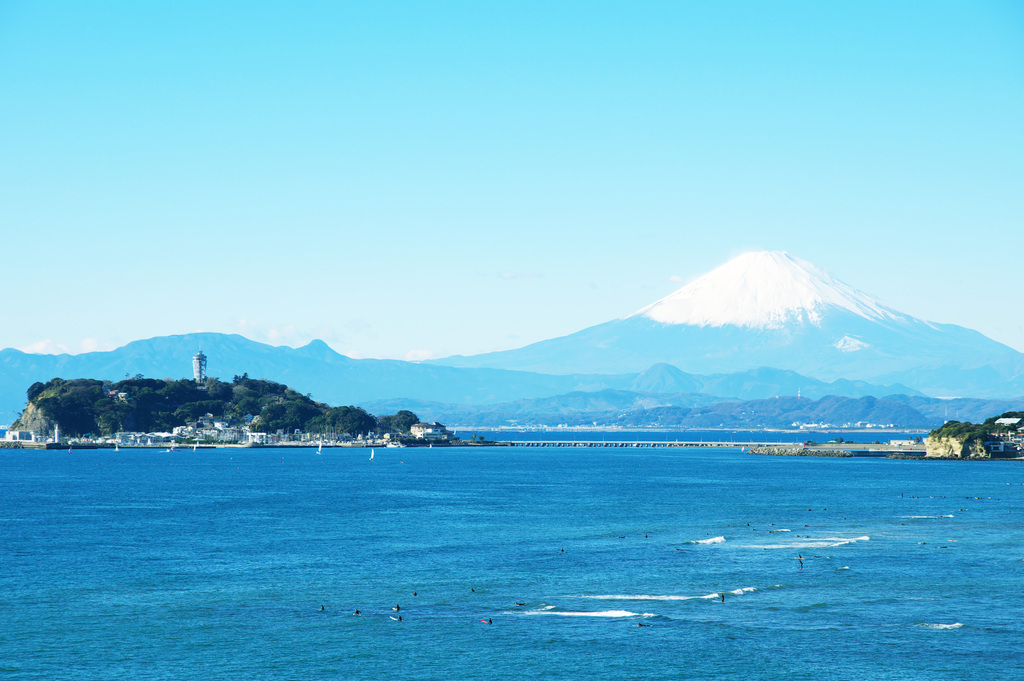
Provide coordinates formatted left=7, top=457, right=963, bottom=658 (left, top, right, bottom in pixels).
left=924, top=435, right=988, bottom=459
left=12, top=403, right=53, bottom=437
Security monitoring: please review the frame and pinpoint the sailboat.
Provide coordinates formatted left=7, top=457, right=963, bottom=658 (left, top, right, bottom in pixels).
left=369, top=448, right=374, bottom=461
left=317, top=440, right=323, bottom=454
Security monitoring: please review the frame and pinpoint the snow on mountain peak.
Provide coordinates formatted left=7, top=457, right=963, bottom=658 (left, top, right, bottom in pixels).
left=632, top=251, right=901, bottom=329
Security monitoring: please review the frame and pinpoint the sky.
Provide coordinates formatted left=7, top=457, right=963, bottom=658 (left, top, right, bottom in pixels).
left=1, top=1, right=1022, bottom=360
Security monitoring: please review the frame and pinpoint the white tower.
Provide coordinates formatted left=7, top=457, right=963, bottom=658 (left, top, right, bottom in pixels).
left=193, top=350, right=207, bottom=382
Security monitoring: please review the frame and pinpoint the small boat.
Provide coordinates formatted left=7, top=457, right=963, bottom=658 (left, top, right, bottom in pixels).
left=386, top=442, right=404, bottom=448
left=369, top=449, right=374, bottom=460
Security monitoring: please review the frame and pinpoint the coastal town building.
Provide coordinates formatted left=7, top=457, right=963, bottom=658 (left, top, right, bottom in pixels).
left=4, top=429, right=39, bottom=443
left=410, top=422, right=450, bottom=440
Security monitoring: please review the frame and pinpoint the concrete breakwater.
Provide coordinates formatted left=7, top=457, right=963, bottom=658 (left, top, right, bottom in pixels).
left=748, top=446, right=852, bottom=457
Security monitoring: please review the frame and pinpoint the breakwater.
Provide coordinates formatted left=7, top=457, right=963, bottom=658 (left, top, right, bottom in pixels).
left=510, top=440, right=777, bottom=449
left=748, top=445, right=852, bottom=457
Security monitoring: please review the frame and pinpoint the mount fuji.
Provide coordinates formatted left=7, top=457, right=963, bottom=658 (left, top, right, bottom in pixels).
left=434, top=252, right=1024, bottom=397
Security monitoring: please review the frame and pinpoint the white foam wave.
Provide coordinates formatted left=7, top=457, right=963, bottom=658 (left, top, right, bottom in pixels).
left=683, top=536, right=726, bottom=545
left=582, top=593, right=722, bottom=601
left=752, top=536, right=870, bottom=550
left=581, top=587, right=757, bottom=601
left=917, top=622, right=963, bottom=630
left=524, top=609, right=644, bottom=617
left=902, top=515, right=954, bottom=519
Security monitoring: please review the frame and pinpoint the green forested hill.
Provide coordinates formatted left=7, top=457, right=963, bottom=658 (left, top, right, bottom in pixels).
left=13, top=375, right=397, bottom=438
left=928, top=411, right=1024, bottom=444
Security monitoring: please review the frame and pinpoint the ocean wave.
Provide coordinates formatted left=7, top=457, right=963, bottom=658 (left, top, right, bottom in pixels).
left=523, top=609, right=647, bottom=617
left=580, top=587, right=757, bottom=601
left=581, top=593, right=715, bottom=601
left=728, top=586, right=758, bottom=595
left=917, top=622, right=963, bottom=630
left=751, top=536, right=870, bottom=550
left=902, top=515, right=954, bottom=519
left=682, top=536, right=726, bottom=545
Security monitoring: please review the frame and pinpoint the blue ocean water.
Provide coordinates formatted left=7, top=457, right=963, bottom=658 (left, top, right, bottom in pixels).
left=2, top=446, right=1022, bottom=680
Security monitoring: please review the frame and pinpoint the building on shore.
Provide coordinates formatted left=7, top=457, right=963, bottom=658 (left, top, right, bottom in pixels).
left=410, top=422, right=450, bottom=440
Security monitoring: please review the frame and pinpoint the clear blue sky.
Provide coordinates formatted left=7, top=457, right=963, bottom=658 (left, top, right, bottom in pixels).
left=2, top=1, right=1022, bottom=359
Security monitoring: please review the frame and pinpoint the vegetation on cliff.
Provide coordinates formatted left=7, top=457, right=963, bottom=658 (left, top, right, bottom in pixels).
left=12, top=375, right=416, bottom=438
left=928, top=411, right=1024, bottom=445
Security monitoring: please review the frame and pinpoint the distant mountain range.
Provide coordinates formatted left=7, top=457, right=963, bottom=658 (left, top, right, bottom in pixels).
left=0, top=333, right=920, bottom=424
left=432, top=252, right=1024, bottom=397
left=1, top=252, right=1021, bottom=429
left=361, top=393, right=1021, bottom=430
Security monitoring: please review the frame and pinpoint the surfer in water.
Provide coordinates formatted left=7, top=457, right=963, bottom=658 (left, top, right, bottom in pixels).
left=320, top=604, right=324, bottom=612
left=721, top=593, right=725, bottom=603
left=354, top=609, right=360, bottom=616
left=393, top=605, right=400, bottom=611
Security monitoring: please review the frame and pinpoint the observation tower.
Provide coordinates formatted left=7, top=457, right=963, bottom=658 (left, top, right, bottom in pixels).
left=192, top=350, right=207, bottom=383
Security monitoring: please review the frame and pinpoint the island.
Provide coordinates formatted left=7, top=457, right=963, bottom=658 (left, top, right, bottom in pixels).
left=0, top=375, right=487, bottom=449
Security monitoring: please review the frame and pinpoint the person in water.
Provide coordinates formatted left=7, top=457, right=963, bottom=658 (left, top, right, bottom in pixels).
left=354, top=609, right=360, bottom=615
left=721, top=593, right=725, bottom=603
left=320, top=604, right=325, bottom=612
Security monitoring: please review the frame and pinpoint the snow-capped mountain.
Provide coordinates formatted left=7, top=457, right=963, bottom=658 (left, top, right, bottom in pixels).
left=434, top=251, right=1024, bottom=397
left=632, top=251, right=904, bottom=329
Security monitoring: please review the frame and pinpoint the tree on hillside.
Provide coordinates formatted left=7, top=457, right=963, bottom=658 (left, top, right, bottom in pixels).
left=174, top=400, right=225, bottom=422
left=306, top=406, right=378, bottom=436
left=379, top=410, right=420, bottom=434
left=27, top=381, right=47, bottom=403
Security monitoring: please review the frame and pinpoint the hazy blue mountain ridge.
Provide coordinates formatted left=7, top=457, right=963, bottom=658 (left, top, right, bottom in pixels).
left=0, top=333, right=926, bottom=424
left=359, top=392, right=1023, bottom=430
left=431, top=312, right=1024, bottom=396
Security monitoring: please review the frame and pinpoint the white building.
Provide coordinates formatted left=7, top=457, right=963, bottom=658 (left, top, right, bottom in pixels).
left=4, top=430, right=38, bottom=442
left=410, top=422, right=449, bottom=440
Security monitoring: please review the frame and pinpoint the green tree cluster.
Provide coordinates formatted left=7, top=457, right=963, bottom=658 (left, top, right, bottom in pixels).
left=378, top=410, right=419, bottom=434
left=929, top=411, right=1024, bottom=444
